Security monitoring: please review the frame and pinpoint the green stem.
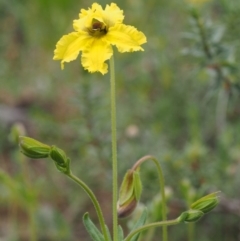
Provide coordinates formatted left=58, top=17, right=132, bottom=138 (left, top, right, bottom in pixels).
left=194, top=13, right=212, bottom=60
left=125, top=218, right=180, bottom=241
left=187, top=223, right=195, bottom=241
left=132, top=155, right=168, bottom=241
left=109, top=55, right=118, bottom=241
left=216, top=86, right=229, bottom=135
left=19, top=154, right=37, bottom=241
left=29, top=205, right=37, bottom=241
left=194, top=10, right=230, bottom=133
left=66, top=172, right=109, bottom=241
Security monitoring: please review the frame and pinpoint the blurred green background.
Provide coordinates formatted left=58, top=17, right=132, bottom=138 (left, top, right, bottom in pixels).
left=0, top=0, right=240, bottom=240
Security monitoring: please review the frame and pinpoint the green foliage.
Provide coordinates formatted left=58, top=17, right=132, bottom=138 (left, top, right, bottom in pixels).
left=118, top=225, right=124, bottom=241
left=0, top=0, right=239, bottom=240
left=128, top=209, right=148, bottom=241
left=83, top=213, right=105, bottom=241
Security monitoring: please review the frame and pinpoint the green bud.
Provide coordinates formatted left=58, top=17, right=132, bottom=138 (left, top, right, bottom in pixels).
left=118, top=170, right=134, bottom=206
left=49, top=146, right=70, bottom=173
left=117, top=168, right=142, bottom=218
left=190, top=191, right=220, bottom=213
left=9, top=123, right=26, bottom=145
left=19, top=136, right=50, bottom=159
left=178, top=210, right=204, bottom=223
left=133, top=170, right=142, bottom=200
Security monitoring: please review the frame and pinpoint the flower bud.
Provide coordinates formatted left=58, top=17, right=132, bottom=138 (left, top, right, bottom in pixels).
left=117, top=169, right=142, bottom=218
left=117, top=197, right=138, bottom=218
left=178, top=210, right=204, bottom=223
left=49, top=146, right=70, bottom=173
left=190, top=191, right=220, bottom=214
left=19, top=136, right=50, bottom=159
left=9, top=123, right=26, bottom=145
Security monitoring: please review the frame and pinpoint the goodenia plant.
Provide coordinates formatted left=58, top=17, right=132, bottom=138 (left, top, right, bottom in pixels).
left=19, top=3, right=220, bottom=241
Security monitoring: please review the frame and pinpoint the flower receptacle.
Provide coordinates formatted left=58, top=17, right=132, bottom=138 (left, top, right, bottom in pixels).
left=49, top=146, right=70, bottom=174
left=178, top=210, right=204, bottom=223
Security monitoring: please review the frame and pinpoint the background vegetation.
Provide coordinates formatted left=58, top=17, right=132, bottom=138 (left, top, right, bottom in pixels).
left=0, top=0, right=240, bottom=240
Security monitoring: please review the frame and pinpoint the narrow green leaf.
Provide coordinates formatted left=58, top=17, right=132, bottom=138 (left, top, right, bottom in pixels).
left=118, top=225, right=124, bottom=241
left=83, top=213, right=104, bottom=241
left=105, top=224, right=112, bottom=241
left=129, top=208, right=148, bottom=241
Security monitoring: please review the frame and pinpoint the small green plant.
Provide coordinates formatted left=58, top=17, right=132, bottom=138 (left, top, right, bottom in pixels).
left=182, top=4, right=240, bottom=136
left=0, top=124, right=38, bottom=240
left=19, top=3, right=220, bottom=241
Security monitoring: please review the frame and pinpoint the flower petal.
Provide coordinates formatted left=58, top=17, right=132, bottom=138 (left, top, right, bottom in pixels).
left=81, top=38, right=113, bottom=74
left=53, top=32, right=91, bottom=69
left=74, top=3, right=104, bottom=31
left=106, top=24, right=147, bottom=52
left=73, top=3, right=124, bottom=32
left=103, top=3, right=124, bottom=27
left=73, top=18, right=87, bottom=32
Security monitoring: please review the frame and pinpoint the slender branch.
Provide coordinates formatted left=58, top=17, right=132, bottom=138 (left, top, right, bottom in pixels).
left=194, top=15, right=212, bottom=60
left=132, top=155, right=168, bottom=241
left=187, top=223, right=195, bottom=241
left=66, top=172, right=110, bottom=241
left=109, top=56, right=118, bottom=241
left=216, top=87, right=229, bottom=135
left=193, top=11, right=230, bottom=135
left=125, top=218, right=180, bottom=241
left=19, top=153, right=37, bottom=241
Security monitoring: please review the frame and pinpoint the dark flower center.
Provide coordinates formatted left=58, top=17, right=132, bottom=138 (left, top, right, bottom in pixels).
left=89, top=19, right=107, bottom=37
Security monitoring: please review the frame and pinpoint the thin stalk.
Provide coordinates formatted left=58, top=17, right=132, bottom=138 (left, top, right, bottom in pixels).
left=194, top=13, right=212, bottom=60
left=143, top=225, right=155, bottom=241
left=109, top=56, right=118, bottom=241
left=193, top=10, right=232, bottom=138
left=216, top=86, right=229, bottom=135
left=187, top=223, right=195, bottom=241
left=132, top=155, right=168, bottom=241
left=125, top=218, right=180, bottom=241
left=19, top=153, right=37, bottom=241
left=28, top=205, right=37, bottom=241
left=66, top=172, right=109, bottom=241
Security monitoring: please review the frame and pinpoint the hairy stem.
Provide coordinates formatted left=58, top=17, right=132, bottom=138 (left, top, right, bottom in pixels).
left=109, top=56, right=118, bottom=241
left=125, top=218, right=179, bottom=241
left=132, top=155, right=168, bottom=241
left=66, top=172, right=110, bottom=241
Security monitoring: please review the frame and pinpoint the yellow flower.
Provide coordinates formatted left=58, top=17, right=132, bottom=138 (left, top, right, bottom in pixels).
left=53, top=2, right=147, bottom=74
